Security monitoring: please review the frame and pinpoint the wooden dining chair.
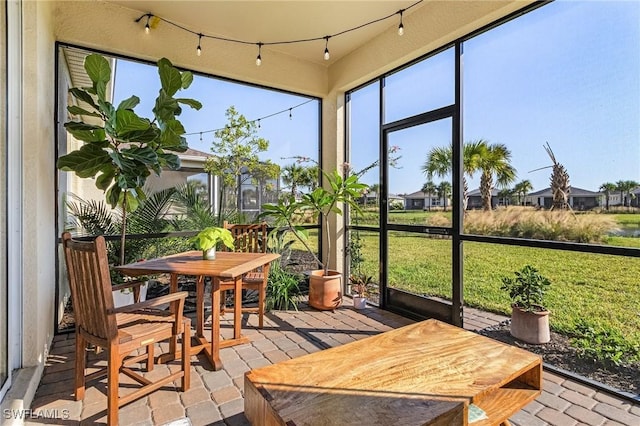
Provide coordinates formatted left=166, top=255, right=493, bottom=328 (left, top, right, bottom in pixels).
left=61, top=232, right=191, bottom=426
left=220, top=221, right=269, bottom=327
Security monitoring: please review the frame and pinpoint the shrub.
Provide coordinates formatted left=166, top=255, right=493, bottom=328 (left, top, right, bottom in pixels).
left=571, top=319, right=640, bottom=366
left=464, top=207, right=617, bottom=243
left=266, top=262, right=303, bottom=311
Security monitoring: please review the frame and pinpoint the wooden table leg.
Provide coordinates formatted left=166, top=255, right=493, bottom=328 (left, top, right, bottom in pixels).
left=208, top=277, right=222, bottom=370
left=233, top=275, right=242, bottom=339
left=196, top=275, right=205, bottom=338
left=169, top=274, right=179, bottom=356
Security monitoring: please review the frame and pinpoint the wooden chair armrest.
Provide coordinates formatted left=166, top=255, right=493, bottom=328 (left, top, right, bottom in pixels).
left=111, top=279, right=148, bottom=292
left=109, top=291, right=188, bottom=318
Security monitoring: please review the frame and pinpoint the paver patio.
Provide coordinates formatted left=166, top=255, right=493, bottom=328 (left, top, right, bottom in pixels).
left=29, top=299, right=640, bottom=425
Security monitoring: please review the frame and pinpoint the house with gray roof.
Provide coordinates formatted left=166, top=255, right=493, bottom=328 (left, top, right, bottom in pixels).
left=525, top=186, right=601, bottom=210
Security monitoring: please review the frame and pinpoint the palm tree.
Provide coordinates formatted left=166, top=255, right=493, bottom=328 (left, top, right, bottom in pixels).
left=514, top=180, right=533, bottom=206
left=421, top=181, right=437, bottom=211
left=281, top=163, right=306, bottom=199
left=436, top=181, right=452, bottom=211
left=599, top=182, right=617, bottom=210
left=423, top=140, right=484, bottom=211
left=544, top=143, right=571, bottom=210
left=476, top=141, right=517, bottom=211
left=616, top=180, right=640, bottom=209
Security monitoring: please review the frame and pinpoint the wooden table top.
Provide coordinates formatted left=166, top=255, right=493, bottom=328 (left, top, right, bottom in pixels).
left=245, top=319, right=542, bottom=426
left=116, top=251, right=280, bottom=279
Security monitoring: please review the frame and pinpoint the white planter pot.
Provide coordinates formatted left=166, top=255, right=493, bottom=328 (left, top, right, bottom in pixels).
left=203, top=247, right=216, bottom=260
left=353, top=296, right=367, bottom=310
left=113, top=281, right=148, bottom=308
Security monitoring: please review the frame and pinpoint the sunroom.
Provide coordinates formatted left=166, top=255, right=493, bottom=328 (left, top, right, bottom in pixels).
left=1, top=0, right=639, bottom=424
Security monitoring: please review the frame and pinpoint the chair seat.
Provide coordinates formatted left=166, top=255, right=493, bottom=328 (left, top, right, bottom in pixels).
left=219, top=272, right=264, bottom=288
left=116, top=309, right=177, bottom=344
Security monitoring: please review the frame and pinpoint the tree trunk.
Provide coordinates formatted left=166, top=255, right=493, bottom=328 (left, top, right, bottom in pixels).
left=119, top=195, right=127, bottom=266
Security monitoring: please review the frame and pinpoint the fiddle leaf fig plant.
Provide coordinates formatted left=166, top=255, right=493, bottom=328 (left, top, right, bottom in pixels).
left=57, top=54, right=202, bottom=265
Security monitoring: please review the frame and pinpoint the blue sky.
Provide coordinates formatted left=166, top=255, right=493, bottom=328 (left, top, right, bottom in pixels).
left=114, top=0, right=639, bottom=196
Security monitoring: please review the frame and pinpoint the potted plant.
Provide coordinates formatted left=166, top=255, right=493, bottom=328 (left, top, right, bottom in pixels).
left=349, top=273, right=373, bottom=310
left=260, top=165, right=367, bottom=310
left=500, top=265, right=552, bottom=344
left=190, top=227, right=235, bottom=259
left=57, top=54, right=202, bottom=266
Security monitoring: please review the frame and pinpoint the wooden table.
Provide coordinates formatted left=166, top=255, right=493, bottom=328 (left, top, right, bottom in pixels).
left=245, top=319, right=541, bottom=426
left=117, top=251, right=280, bottom=370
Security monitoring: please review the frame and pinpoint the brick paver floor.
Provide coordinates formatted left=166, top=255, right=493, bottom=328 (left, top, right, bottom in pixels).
left=29, top=299, right=640, bottom=425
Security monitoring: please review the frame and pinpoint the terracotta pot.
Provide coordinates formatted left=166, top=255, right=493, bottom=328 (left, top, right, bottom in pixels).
left=352, top=296, right=367, bottom=310
left=510, top=305, right=550, bottom=344
left=308, top=270, right=342, bottom=310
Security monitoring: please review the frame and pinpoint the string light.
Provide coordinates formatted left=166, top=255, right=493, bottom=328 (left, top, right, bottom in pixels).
left=256, top=42, right=263, bottom=66
left=184, top=99, right=314, bottom=137
left=134, top=1, right=422, bottom=63
left=145, top=15, right=151, bottom=34
left=323, top=36, right=330, bottom=61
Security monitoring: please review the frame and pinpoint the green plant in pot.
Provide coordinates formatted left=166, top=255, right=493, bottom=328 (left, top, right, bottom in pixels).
left=349, top=273, right=373, bottom=310
left=260, top=166, right=367, bottom=310
left=57, top=54, right=202, bottom=266
left=500, top=264, right=552, bottom=344
left=190, top=227, right=235, bottom=259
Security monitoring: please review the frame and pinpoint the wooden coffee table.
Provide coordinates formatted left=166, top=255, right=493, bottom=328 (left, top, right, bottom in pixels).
left=245, top=319, right=541, bottom=425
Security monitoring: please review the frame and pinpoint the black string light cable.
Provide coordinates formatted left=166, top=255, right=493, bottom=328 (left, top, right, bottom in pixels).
left=184, top=99, right=315, bottom=138
left=134, top=0, right=422, bottom=64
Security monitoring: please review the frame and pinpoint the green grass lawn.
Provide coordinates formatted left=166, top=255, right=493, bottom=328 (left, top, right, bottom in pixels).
left=285, top=212, right=640, bottom=348
left=354, top=231, right=640, bottom=348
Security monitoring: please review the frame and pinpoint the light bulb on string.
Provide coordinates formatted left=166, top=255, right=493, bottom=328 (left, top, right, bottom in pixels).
left=398, top=10, right=404, bottom=36
left=289, top=108, right=292, bottom=119
left=144, top=15, right=151, bottom=34
left=257, top=119, right=261, bottom=128
left=196, top=34, right=202, bottom=56
left=323, top=36, right=330, bottom=61
left=256, top=43, right=263, bottom=66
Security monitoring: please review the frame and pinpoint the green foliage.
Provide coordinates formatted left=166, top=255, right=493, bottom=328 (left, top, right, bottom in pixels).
left=349, top=273, right=374, bottom=297
left=571, top=319, right=640, bottom=366
left=500, top=265, right=551, bottom=312
left=260, top=168, right=368, bottom=274
left=190, top=227, right=235, bottom=252
left=57, top=54, right=201, bottom=264
left=204, top=106, right=279, bottom=215
left=266, top=262, right=303, bottom=311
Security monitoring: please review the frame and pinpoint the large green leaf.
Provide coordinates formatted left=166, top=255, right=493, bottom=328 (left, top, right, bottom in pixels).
left=118, top=95, right=140, bottom=111
left=118, top=127, right=159, bottom=144
left=121, top=146, right=158, bottom=166
left=95, top=167, right=116, bottom=190
left=67, top=105, right=101, bottom=118
left=84, top=54, right=111, bottom=85
left=95, top=80, right=107, bottom=103
left=153, top=91, right=179, bottom=123
left=115, top=109, right=151, bottom=135
left=158, top=58, right=182, bottom=97
left=64, top=121, right=106, bottom=143
left=57, top=144, right=110, bottom=178
left=176, top=98, right=202, bottom=110
left=69, top=88, right=98, bottom=110
left=157, top=152, right=181, bottom=170
left=181, top=71, right=193, bottom=89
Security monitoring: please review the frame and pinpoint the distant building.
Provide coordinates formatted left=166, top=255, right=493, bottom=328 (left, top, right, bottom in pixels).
left=466, top=188, right=510, bottom=210
left=525, top=186, right=601, bottom=210
left=404, top=190, right=448, bottom=210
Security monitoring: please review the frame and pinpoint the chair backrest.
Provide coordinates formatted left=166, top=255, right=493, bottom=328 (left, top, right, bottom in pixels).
left=61, top=232, right=117, bottom=340
left=223, top=221, right=268, bottom=253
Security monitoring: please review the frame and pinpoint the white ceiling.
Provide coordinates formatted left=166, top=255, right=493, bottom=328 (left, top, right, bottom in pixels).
left=106, top=1, right=424, bottom=65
